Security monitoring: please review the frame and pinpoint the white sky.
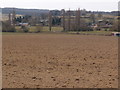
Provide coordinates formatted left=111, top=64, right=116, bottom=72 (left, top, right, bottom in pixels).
left=1, top=0, right=119, bottom=11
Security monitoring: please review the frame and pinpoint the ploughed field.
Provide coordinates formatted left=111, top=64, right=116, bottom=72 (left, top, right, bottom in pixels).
left=2, top=33, right=118, bottom=88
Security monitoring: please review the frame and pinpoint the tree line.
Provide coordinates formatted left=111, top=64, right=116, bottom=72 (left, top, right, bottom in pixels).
left=2, top=8, right=120, bottom=32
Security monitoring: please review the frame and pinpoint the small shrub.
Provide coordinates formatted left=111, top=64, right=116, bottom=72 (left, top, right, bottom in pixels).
left=2, top=21, right=16, bottom=32
left=21, top=26, right=29, bottom=33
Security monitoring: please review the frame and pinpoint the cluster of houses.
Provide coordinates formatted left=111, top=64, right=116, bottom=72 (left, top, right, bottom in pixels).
left=91, top=20, right=113, bottom=31
left=8, top=9, right=117, bottom=32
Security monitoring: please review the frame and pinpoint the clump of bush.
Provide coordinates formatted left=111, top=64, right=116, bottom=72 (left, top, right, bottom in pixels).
left=2, top=21, right=16, bottom=32
left=21, top=26, right=29, bottom=33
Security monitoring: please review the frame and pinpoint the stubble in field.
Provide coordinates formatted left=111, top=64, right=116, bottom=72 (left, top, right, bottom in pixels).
left=2, top=34, right=118, bottom=88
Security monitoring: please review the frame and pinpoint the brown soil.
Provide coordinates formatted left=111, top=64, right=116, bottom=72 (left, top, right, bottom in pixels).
left=2, top=34, right=118, bottom=88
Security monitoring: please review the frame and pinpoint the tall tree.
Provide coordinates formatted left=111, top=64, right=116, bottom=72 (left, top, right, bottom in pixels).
left=75, top=8, right=81, bottom=31
left=98, top=13, right=103, bottom=19
left=8, top=13, right=11, bottom=25
left=62, top=9, right=66, bottom=31
left=12, top=8, right=16, bottom=28
left=90, top=13, right=95, bottom=24
left=68, top=9, right=71, bottom=31
left=49, top=11, right=52, bottom=31
left=118, top=18, right=120, bottom=32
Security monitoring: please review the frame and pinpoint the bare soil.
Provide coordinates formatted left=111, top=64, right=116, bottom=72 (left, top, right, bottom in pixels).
left=2, top=34, right=118, bottom=88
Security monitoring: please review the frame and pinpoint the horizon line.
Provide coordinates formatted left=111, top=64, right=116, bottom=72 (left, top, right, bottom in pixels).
left=1, top=7, right=118, bottom=12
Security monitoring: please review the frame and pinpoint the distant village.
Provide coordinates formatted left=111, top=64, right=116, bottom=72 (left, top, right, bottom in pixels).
left=2, top=8, right=120, bottom=33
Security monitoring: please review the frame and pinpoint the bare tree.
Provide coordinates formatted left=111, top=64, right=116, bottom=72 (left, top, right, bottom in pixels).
left=75, top=8, right=81, bottom=31
left=98, top=13, right=103, bottom=19
left=62, top=9, right=66, bottom=31
left=78, top=8, right=81, bottom=30
left=118, top=19, right=120, bottom=32
left=12, top=8, right=16, bottom=28
left=49, top=11, right=52, bottom=31
left=8, top=13, right=11, bottom=25
left=31, top=13, right=38, bottom=26
left=90, top=13, right=95, bottom=24
left=112, top=19, right=120, bottom=32
left=68, top=9, right=71, bottom=31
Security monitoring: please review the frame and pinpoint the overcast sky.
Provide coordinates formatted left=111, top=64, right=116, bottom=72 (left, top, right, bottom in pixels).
left=1, top=0, right=119, bottom=11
